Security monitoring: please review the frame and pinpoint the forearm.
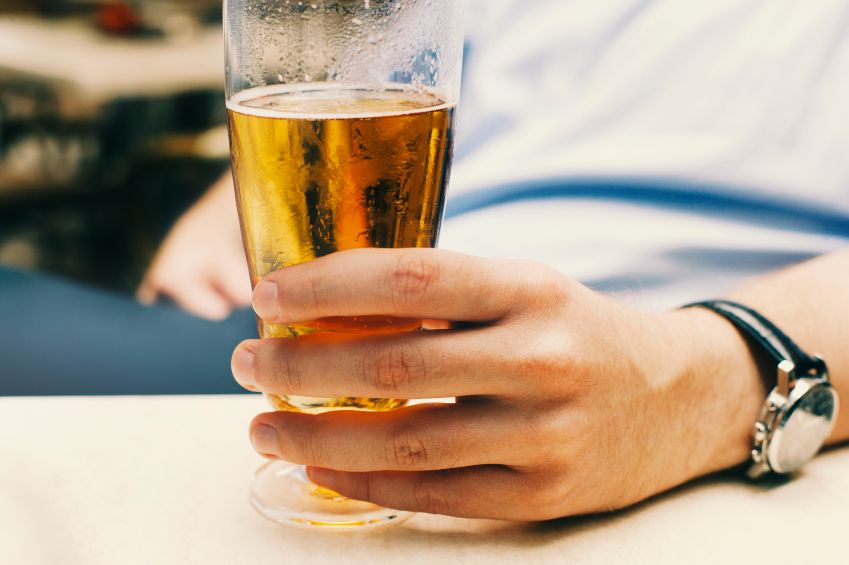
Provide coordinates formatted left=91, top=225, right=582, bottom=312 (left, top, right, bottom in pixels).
left=198, top=172, right=237, bottom=213
left=171, top=172, right=240, bottom=242
left=662, top=248, right=849, bottom=482
left=728, top=249, right=849, bottom=444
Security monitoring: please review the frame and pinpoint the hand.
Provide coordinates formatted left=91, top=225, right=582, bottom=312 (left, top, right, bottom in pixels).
left=231, top=249, right=764, bottom=520
left=138, top=175, right=250, bottom=320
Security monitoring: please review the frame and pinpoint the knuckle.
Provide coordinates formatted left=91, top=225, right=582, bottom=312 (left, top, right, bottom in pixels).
left=279, top=355, right=304, bottom=393
left=518, top=263, right=573, bottom=307
left=412, top=475, right=450, bottom=515
left=528, top=412, right=577, bottom=465
left=388, top=425, right=430, bottom=469
left=507, top=469, right=576, bottom=521
left=538, top=268, right=571, bottom=303
left=514, top=333, right=576, bottom=387
left=516, top=409, right=554, bottom=445
left=306, top=273, right=327, bottom=312
left=541, top=339, right=596, bottom=395
left=353, top=473, right=374, bottom=503
left=516, top=473, right=552, bottom=508
left=259, top=346, right=303, bottom=394
left=565, top=418, right=596, bottom=461
left=370, top=340, right=425, bottom=395
left=390, top=252, right=440, bottom=307
left=294, top=427, right=323, bottom=466
left=541, top=476, right=580, bottom=520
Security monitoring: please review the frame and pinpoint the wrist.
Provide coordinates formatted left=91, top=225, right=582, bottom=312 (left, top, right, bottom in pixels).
left=663, top=308, right=766, bottom=476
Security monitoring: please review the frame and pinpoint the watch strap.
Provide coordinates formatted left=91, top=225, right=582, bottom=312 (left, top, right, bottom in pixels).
left=684, top=300, right=820, bottom=375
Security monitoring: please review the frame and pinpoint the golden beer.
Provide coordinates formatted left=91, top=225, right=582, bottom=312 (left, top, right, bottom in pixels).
left=227, top=84, right=455, bottom=413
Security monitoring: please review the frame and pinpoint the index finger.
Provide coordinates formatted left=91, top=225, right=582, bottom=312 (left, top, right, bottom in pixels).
left=252, top=248, right=525, bottom=324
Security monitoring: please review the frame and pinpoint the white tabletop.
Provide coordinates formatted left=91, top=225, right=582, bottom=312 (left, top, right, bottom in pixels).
left=1, top=395, right=847, bottom=565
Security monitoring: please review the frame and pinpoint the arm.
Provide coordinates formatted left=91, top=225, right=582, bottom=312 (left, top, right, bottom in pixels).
left=230, top=248, right=849, bottom=520
left=661, top=248, right=849, bottom=479
left=137, top=174, right=251, bottom=320
left=728, top=248, right=849, bottom=444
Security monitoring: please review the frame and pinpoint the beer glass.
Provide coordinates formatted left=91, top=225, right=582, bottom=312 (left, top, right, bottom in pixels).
left=224, top=0, right=464, bottom=528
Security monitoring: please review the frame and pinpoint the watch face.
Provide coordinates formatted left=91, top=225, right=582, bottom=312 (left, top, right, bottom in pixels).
left=768, top=382, right=838, bottom=474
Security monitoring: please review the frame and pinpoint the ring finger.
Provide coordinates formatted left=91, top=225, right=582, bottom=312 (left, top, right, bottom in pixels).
left=250, top=402, right=533, bottom=472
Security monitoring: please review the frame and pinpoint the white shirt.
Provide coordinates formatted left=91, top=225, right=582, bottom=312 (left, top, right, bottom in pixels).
left=441, top=0, right=849, bottom=309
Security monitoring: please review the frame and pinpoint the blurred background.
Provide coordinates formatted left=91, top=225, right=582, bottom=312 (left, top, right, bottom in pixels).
left=0, top=0, right=226, bottom=292
left=3, top=0, right=849, bottom=396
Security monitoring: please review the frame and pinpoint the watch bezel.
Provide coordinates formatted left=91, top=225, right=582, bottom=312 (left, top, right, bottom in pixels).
left=764, top=377, right=838, bottom=474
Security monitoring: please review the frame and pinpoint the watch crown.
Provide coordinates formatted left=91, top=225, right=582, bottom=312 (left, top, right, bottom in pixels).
left=753, top=422, right=768, bottom=444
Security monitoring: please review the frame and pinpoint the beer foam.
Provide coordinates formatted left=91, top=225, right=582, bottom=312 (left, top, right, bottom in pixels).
left=227, top=83, right=454, bottom=120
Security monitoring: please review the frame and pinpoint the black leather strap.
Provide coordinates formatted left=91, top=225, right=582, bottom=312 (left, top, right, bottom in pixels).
left=684, top=300, right=821, bottom=375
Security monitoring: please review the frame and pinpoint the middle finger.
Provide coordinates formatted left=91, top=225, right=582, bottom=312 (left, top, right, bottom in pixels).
left=232, top=329, right=518, bottom=399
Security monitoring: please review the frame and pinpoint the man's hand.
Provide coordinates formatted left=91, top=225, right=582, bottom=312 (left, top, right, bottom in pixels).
left=138, top=175, right=250, bottom=321
left=231, top=248, right=767, bottom=520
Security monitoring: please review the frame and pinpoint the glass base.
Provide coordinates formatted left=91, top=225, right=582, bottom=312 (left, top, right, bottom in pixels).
left=250, top=460, right=413, bottom=529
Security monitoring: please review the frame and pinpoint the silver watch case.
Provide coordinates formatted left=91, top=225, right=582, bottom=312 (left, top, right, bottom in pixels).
left=748, top=357, right=839, bottom=478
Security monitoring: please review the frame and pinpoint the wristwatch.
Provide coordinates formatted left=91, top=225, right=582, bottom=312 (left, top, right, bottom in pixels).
left=685, top=300, right=839, bottom=478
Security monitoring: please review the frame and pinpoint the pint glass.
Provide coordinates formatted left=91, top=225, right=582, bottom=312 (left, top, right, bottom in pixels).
left=224, top=0, right=463, bottom=528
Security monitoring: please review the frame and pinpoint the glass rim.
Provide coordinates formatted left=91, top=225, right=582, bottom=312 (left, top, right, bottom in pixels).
left=225, top=82, right=458, bottom=119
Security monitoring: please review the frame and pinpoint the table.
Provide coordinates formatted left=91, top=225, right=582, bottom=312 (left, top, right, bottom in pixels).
left=0, top=16, right=223, bottom=118
left=2, top=396, right=847, bottom=565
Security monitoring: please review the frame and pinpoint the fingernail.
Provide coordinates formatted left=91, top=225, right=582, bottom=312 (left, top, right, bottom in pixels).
left=307, top=467, right=335, bottom=488
left=252, top=280, right=280, bottom=321
left=251, top=423, right=279, bottom=457
left=231, top=347, right=256, bottom=390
